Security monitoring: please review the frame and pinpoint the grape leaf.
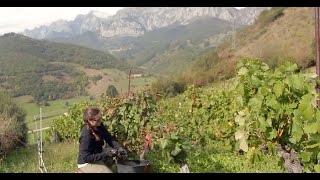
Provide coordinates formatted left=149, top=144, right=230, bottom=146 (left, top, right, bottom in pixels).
left=314, top=164, right=320, bottom=173
left=248, top=97, right=262, bottom=109
left=160, top=139, right=168, bottom=149
left=300, top=152, right=311, bottom=163
left=304, top=123, right=318, bottom=134
left=238, top=67, right=248, bottom=76
left=236, top=96, right=243, bottom=107
left=290, top=122, right=304, bottom=143
left=258, top=117, right=268, bottom=132
left=288, top=74, right=303, bottom=91
left=171, top=146, right=182, bottom=156
left=273, top=81, right=283, bottom=98
left=235, top=115, right=245, bottom=126
left=235, top=130, right=245, bottom=140
left=251, top=75, right=261, bottom=86
left=259, top=87, right=270, bottom=96
left=299, top=94, right=313, bottom=111
left=303, top=106, right=314, bottom=121
left=239, top=138, right=248, bottom=152
left=303, top=73, right=317, bottom=79
left=267, top=128, right=278, bottom=140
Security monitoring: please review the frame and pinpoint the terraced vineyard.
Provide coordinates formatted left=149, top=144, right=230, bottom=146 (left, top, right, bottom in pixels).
left=44, top=58, right=320, bottom=173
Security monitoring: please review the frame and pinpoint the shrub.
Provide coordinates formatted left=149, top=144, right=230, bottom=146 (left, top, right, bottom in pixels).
left=151, top=79, right=187, bottom=98
left=106, top=85, right=119, bottom=98
left=0, top=89, right=27, bottom=157
left=257, top=7, right=286, bottom=26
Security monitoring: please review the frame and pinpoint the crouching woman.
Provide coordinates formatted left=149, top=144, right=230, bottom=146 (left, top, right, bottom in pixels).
left=76, top=107, right=127, bottom=173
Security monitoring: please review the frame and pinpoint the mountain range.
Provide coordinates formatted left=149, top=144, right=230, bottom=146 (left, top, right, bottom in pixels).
left=23, top=7, right=269, bottom=39
left=22, top=7, right=270, bottom=75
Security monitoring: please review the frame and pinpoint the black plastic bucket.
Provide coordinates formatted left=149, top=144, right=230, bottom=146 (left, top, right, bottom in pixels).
left=116, top=160, right=152, bottom=173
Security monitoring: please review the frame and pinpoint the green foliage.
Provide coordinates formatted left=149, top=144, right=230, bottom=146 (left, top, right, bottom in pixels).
left=100, top=90, right=191, bottom=163
left=152, top=58, right=320, bottom=172
left=151, top=78, right=187, bottom=98
left=145, top=138, right=284, bottom=173
left=106, top=85, right=119, bottom=98
left=157, top=84, right=239, bottom=150
left=235, top=58, right=320, bottom=172
left=0, top=88, right=27, bottom=157
left=50, top=58, right=319, bottom=172
left=100, top=91, right=159, bottom=155
left=52, top=101, right=95, bottom=140
left=184, top=141, right=284, bottom=173
left=52, top=90, right=190, bottom=165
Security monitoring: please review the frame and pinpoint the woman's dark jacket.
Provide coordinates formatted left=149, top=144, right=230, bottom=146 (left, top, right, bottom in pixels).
left=77, top=122, right=120, bottom=164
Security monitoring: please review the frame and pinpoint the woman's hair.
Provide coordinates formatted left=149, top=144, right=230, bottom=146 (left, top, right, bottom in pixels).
left=83, top=107, right=102, bottom=141
left=83, top=107, right=102, bottom=123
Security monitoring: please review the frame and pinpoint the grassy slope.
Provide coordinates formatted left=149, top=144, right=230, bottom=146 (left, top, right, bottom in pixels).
left=0, top=33, right=129, bottom=71
left=0, top=140, right=284, bottom=173
left=79, top=67, right=156, bottom=97
left=0, top=141, right=78, bottom=173
left=220, top=7, right=314, bottom=68
left=14, top=95, right=90, bottom=130
left=184, top=7, right=315, bottom=85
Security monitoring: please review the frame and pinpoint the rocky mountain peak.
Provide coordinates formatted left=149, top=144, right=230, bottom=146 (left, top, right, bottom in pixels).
left=23, top=7, right=270, bottom=39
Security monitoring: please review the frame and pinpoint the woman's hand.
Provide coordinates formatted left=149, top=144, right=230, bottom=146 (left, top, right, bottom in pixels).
left=117, top=147, right=128, bottom=159
left=103, top=147, right=117, bottom=157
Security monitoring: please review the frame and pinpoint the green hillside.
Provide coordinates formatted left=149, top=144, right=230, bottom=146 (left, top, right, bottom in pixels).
left=0, top=33, right=134, bottom=103
left=182, top=7, right=316, bottom=86
left=0, top=33, right=130, bottom=71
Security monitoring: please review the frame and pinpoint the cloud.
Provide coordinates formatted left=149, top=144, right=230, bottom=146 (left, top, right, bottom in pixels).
left=0, top=7, right=123, bottom=35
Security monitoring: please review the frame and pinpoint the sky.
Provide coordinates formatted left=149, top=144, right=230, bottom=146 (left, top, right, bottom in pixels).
left=0, top=7, right=124, bottom=35
left=0, top=7, right=246, bottom=35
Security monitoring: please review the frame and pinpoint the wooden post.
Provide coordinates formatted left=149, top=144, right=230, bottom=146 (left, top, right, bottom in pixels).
left=315, top=7, right=320, bottom=107
left=128, top=69, right=132, bottom=96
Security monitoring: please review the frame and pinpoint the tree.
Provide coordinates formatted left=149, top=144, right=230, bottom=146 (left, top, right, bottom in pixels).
left=106, top=85, right=119, bottom=98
